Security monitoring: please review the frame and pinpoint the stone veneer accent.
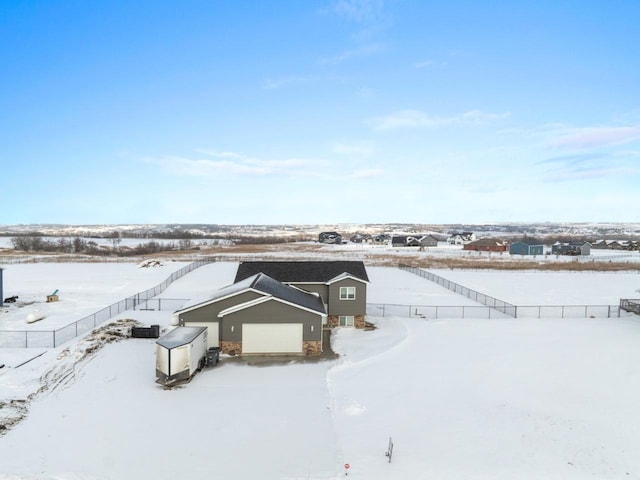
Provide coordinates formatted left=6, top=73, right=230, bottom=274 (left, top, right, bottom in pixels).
left=303, top=340, right=322, bottom=355
left=221, top=340, right=322, bottom=356
left=327, top=315, right=366, bottom=329
left=220, top=341, right=242, bottom=356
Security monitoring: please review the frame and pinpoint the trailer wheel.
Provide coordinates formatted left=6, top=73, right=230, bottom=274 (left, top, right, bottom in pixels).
left=198, top=357, right=205, bottom=370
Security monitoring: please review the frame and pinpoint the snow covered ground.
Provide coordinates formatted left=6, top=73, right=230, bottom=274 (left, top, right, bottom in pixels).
left=430, top=269, right=640, bottom=305
left=1, top=262, right=640, bottom=479
left=0, top=261, right=190, bottom=331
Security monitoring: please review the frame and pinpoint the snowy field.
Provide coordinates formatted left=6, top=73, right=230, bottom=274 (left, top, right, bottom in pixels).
left=1, top=262, right=640, bottom=479
left=430, top=269, right=640, bottom=305
left=0, top=261, right=190, bottom=331
left=0, top=237, right=226, bottom=250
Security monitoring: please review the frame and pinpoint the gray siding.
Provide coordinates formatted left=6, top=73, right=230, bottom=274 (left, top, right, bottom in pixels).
left=221, top=300, right=323, bottom=342
left=327, top=278, right=367, bottom=316
left=179, top=291, right=263, bottom=324
left=510, top=242, right=543, bottom=256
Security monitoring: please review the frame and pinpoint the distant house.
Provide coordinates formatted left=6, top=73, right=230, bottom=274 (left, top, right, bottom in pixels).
left=416, top=234, right=439, bottom=247
left=349, top=233, right=373, bottom=244
left=318, top=231, right=342, bottom=244
left=391, top=235, right=408, bottom=247
left=447, top=232, right=476, bottom=245
left=509, top=240, right=544, bottom=256
left=593, top=239, right=638, bottom=251
left=463, top=238, right=508, bottom=252
left=391, top=234, right=438, bottom=248
left=372, top=234, right=389, bottom=245
left=552, top=241, right=591, bottom=256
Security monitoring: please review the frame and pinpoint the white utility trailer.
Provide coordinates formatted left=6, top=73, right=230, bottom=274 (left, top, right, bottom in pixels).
left=155, top=326, right=210, bottom=386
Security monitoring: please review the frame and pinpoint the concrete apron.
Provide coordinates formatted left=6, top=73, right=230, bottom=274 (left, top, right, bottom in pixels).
left=220, top=329, right=338, bottom=367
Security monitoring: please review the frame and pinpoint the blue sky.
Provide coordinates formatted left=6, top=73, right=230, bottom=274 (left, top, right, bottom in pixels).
left=2, top=0, right=639, bottom=225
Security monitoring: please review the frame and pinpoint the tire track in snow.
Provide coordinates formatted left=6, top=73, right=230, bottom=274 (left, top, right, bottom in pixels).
left=325, top=318, right=411, bottom=477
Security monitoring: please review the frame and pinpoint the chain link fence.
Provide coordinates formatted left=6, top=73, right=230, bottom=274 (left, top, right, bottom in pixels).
left=397, top=263, right=621, bottom=319
left=399, top=264, right=518, bottom=316
left=0, top=258, right=215, bottom=348
left=367, top=303, right=509, bottom=319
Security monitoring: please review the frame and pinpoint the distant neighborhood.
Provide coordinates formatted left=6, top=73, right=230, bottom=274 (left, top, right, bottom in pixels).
left=317, top=230, right=640, bottom=256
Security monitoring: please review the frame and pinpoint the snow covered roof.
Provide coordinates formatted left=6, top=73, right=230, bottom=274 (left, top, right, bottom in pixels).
left=467, top=238, right=507, bottom=246
left=176, top=272, right=326, bottom=315
left=512, top=239, right=544, bottom=246
left=156, top=326, right=207, bottom=349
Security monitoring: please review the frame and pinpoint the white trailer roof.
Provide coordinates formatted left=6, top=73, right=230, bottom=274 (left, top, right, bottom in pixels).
left=156, top=326, right=207, bottom=349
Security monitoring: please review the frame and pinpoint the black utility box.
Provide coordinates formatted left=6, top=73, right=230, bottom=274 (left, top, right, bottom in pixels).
left=131, top=324, right=160, bottom=338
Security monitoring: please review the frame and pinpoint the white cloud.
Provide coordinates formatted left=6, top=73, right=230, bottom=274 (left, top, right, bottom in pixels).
left=139, top=152, right=324, bottom=178
left=329, top=0, right=385, bottom=23
left=368, top=109, right=511, bottom=131
left=550, top=125, right=640, bottom=150
left=194, top=149, right=243, bottom=159
left=538, top=152, right=640, bottom=182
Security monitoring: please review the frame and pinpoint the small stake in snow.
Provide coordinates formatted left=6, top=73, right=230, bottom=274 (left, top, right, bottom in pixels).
left=385, top=437, right=394, bottom=463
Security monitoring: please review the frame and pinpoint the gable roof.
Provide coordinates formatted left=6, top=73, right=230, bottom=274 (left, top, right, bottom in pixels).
left=176, top=272, right=325, bottom=315
left=467, top=238, right=507, bottom=247
left=234, top=261, right=369, bottom=284
left=217, top=293, right=325, bottom=318
left=512, top=240, right=543, bottom=246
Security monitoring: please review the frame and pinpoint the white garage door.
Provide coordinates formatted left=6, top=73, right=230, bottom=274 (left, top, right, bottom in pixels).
left=184, top=322, right=219, bottom=348
left=242, top=323, right=303, bottom=354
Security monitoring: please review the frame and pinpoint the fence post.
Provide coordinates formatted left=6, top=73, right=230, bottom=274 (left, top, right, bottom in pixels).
left=25, top=331, right=28, bottom=348
left=53, top=330, right=56, bottom=348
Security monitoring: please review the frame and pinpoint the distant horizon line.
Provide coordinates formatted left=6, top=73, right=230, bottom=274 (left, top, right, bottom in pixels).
left=1, top=221, right=639, bottom=229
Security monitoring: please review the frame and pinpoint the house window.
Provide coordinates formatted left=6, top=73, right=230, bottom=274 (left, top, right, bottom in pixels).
left=339, top=316, right=355, bottom=327
left=339, top=286, right=356, bottom=300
